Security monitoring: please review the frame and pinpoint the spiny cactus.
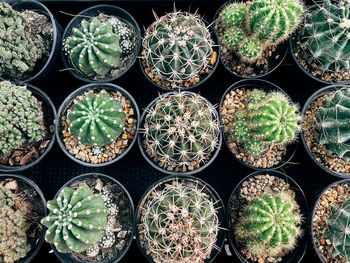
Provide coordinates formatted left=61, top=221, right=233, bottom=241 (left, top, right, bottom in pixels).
left=221, top=2, right=246, bottom=26
left=235, top=193, right=302, bottom=258
left=239, top=38, right=263, bottom=62
left=107, top=17, right=136, bottom=55
left=0, top=81, right=46, bottom=159
left=142, top=92, right=220, bottom=172
left=139, top=179, right=219, bottom=263
left=63, top=18, right=122, bottom=78
left=142, top=11, right=214, bottom=87
left=315, top=88, right=350, bottom=162
left=299, top=0, right=350, bottom=72
left=41, top=186, right=108, bottom=253
left=66, top=90, right=125, bottom=148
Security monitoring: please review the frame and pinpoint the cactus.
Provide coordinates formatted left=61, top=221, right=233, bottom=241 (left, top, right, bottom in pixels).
left=221, top=2, right=246, bottom=26
left=142, top=92, right=220, bottom=172
left=238, top=38, right=263, bottom=62
left=107, top=17, right=136, bottom=55
left=235, top=193, right=302, bottom=258
left=0, top=81, right=46, bottom=159
left=63, top=18, right=122, bottom=77
left=315, top=88, right=350, bottom=162
left=139, top=179, right=219, bottom=262
left=299, top=0, right=350, bottom=72
left=41, top=186, right=108, bottom=253
left=66, top=90, right=125, bottom=148
left=224, top=27, right=244, bottom=49
left=142, top=11, right=214, bottom=86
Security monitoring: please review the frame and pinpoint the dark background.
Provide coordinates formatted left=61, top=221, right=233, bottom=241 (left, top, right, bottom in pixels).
left=9, top=0, right=334, bottom=262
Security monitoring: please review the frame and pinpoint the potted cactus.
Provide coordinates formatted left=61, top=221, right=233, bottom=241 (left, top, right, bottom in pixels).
left=135, top=176, right=225, bottom=263
left=215, top=0, right=304, bottom=78
left=290, top=0, right=350, bottom=84
left=228, top=170, right=307, bottom=263
left=56, top=83, right=139, bottom=167
left=41, top=173, right=134, bottom=263
left=0, top=81, right=56, bottom=172
left=220, top=79, right=300, bottom=169
left=138, top=91, right=222, bottom=175
left=62, top=5, right=141, bottom=83
left=0, top=174, right=46, bottom=263
left=140, top=9, right=219, bottom=91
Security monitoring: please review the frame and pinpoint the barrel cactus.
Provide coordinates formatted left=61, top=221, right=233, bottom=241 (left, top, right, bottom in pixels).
left=138, top=179, right=219, bottom=262
left=66, top=90, right=125, bottom=148
left=142, top=92, right=220, bottom=172
left=236, top=193, right=302, bottom=257
left=41, top=186, right=108, bottom=253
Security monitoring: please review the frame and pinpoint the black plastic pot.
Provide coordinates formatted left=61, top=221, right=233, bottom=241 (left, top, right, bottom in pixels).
left=62, top=4, right=141, bottom=83
left=213, top=1, right=288, bottom=79
left=0, top=174, right=47, bottom=263
left=49, top=173, right=135, bottom=263
left=138, top=91, right=222, bottom=176
left=56, top=83, right=140, bottom=167
left=301, top=84, right=350, bottom=179
left=0, top=82, right=57, bottom=173
left=227, top=170, right=308, bottom=263
left=0, top=0, right=62, bottom=84
left=135, top=174, right=226, bottom=263
left=219, top=79, right=298, bottom=171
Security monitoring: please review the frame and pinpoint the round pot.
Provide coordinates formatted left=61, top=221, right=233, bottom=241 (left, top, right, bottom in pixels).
left=135, top=174, right=226, bottom=263
left=227, top=169, right=308, bottom=263
left=0, top=0, right=62, bottom=84
left=62, top=4, right=141, bottom=83
left=50, top=173, right=134, bottom=263
left=214, top=1, right=288, bottom=79
left=56, top=83, right=140, bottom=167
left=219, top=79, right=298, bottom=171
left=0, top=82, right=57, bottom=172
left=0, top=174, right=47, bottom=263
left=138, top=91, right=222, bottom=176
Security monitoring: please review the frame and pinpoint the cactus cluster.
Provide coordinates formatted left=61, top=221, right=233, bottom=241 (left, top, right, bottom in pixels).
left=0, top=3, right=53, bottom=80
left=299, top=0, right=350, bottom=73
left=142, top=92, right=220, bottom=172
left=66, top=90, right=125, bottom=148
left=0, top=81, right=46, bottom=159
left=231, top=90, right=300, bottom=157
left=41, top=186, right=108, bottom=253
left=235, top=193, right=302, bottom=258
left=138, top=179, right=219, bottom=263
left=218, top=0, right=304, bottom=62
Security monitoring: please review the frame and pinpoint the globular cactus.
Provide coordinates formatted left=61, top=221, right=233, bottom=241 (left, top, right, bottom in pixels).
left=41, top=186, right=108, bottom=253
left=107, top=17, right=136, bottom=55
left=63, top=18, right=122, bottom=77
left=238, top=38, right=263, bottom=62
left=224, top=27, right=244, bottom=49
left=142, top=92, right=220, bottom=172
left=0, top=81, right=46, bottom=159
left=139, top=179, right=219, bottom=263
left=66, top=90, right=125, bottom=148
left=221, top=2, right=246, bottom=26
left=142, top=11, right=214, bottom=86
left=235, top=193, right=302, bottom=258
left=299, top=0, right=350, bottom=72
left=315, top=88, right=350, bottom=162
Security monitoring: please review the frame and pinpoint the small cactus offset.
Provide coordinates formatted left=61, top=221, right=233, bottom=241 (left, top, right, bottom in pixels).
left=139, top=179, right=219, bottom=263
left=142, top=92, right=220, bottom=172
left=66, top=90, right=125, bottom=148
left=221, top=2, right=246, bottom=26
left=41, top=186, right=108, bottom=253
left=235, top=193, right=302, bottom=258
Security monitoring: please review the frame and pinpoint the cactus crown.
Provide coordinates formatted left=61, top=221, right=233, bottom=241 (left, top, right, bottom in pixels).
left=236, top=193, right=302, bottom=257
left=41, top=186, right=108, bottom=253
left=139, top=179, right=219, bottom=262
left=66, top=90, right=125, bottom=148
left=142, top=92, right=220, bottom=172
left=0, top=81, right=46, bottom=159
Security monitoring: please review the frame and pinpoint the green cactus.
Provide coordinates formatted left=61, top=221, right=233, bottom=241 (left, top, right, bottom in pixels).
left=0, top=81, right=46, bottom=159
left=41, top=186, right=108, bottom=253
left=221, top=3, right=246, bottom=26
left=138, top=179, right=219, bottom=262
left=238, top=38, right=263, bottom=62
left=236, top=193, right=302, bottom=258
left=224, top=27, right=244, bottom=49
left=142, top=92, right=220, bottom=172
left=315, top=88, right=350, bottom=162
left=63, top=18, right=122, bottom=78
left=66, top=90, right=125, bottom=148
left=245, top=138, right=266, bottom=157
left=231, top=112, right=250, bottom=143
